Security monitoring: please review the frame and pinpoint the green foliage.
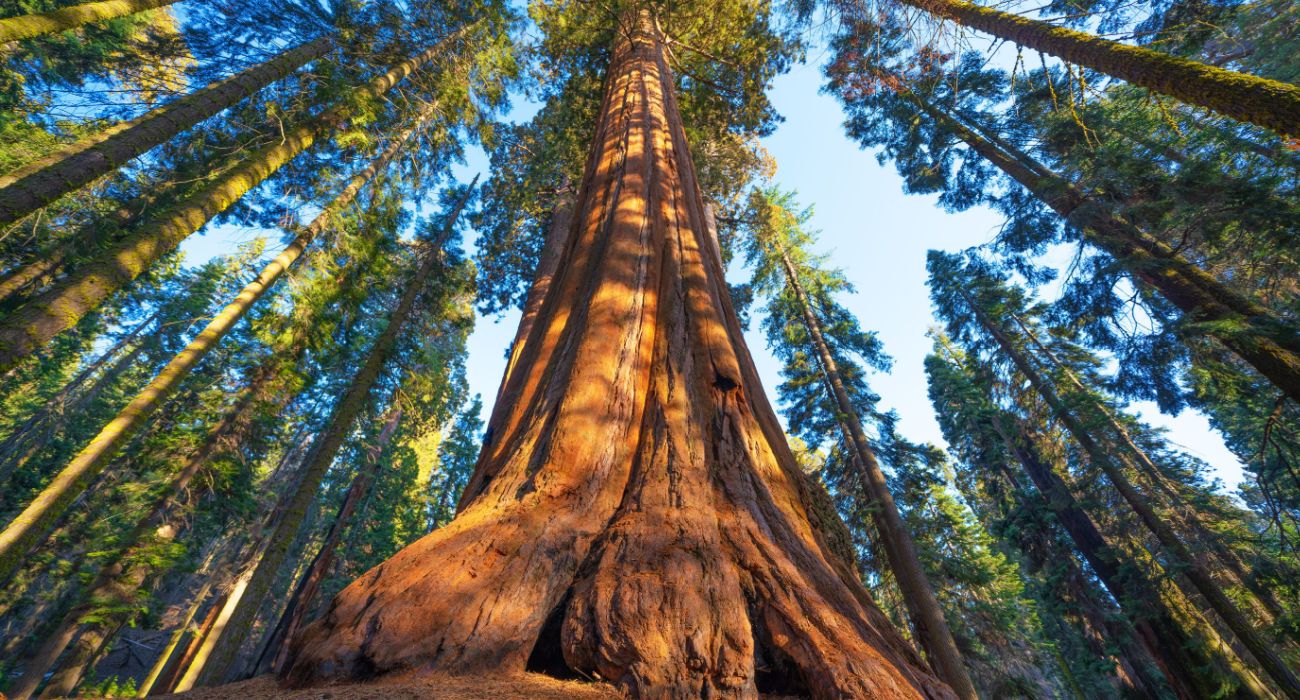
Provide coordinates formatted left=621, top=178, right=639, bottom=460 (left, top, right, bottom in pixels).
left=80, top=674, right=138, bottom=697
left=739, top=187, right=1064, bottom=696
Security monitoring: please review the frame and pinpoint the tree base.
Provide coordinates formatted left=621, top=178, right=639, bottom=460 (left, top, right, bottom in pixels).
left=146, top=672, right=618, bottom=700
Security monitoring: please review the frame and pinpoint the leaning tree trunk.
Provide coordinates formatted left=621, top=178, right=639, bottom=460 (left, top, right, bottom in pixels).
left=285, top=17, right=954, bottom=700
left=195, top=186, right=470, bottom=687
left=914, top=95, right=1300, bottom=403
left=0, top=0, right=180, bottom=43
left=255, top=404, right=403, bottom=677
left=0, top=36, right=457, bottom=376
left=0, top=109, right=431, bottom=584
left=1007, top=312, right=1288, bottom=625
left=989, top=412, right=1258, bottom=699
left=135, top=575, right=218, bottom=698
left=0, top=36, right=333, bottom=228
left=964, top=288, right=1300, bottom=698
left=771, top=238, right=976, bottom=699
left=878, top=0, right=1300, bottom=136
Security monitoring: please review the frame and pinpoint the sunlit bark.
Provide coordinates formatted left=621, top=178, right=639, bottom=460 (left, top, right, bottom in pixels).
left=0, top=36, right=333, bottom=228
left=881, top=0, right=1300, bottom=136
left=285, top=16, right=954, bottom=699
left=0, top=0, right=180, bottom=44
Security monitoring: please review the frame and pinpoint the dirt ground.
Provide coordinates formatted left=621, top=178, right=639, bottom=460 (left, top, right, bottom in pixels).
left=144, top=673, right=621, bottom=699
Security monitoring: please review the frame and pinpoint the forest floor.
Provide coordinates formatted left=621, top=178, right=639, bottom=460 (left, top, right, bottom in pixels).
left=144, top=672, right=621, bottom=699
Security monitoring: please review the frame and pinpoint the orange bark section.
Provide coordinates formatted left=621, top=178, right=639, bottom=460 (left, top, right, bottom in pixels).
left=285, top=20, right=955, bottom=700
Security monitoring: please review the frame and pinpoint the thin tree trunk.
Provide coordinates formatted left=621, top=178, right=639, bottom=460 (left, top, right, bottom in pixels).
left=285, top=15, right=954, bottom=699
left=0, top=37, right=456, bottom=375
left=256, top=404, right=403, bottom=676
left=1007, top=311, right=1288, bottom=624
left=195, top=184, right=472, bottom=687
left=0, top=108, right=433, bottom=584
left=988, top=411, right=1248, bottom=699
left=172, top=543, right=274, bottom=692
left=0, top=307, right=156, bottom=491
left=0, top=36, right=334, bottom=228
left=168, top=433, right=319, bottom=693
left=161, top=591, right=223, bottom=694
left=886, top=0, right=1300, bottom=136
left=771, top=239, right=976, bottom=699
left=963, top=287, right=1300, bottom=698
left=136, top=577, right=215, bottom=697
left=0, top=173, right=199, bottom=308
left=0, top=0, right=180, bottom=44
left=0, top=248, right=65, bottom=305
left=914, top=95, right=1300, bottom=403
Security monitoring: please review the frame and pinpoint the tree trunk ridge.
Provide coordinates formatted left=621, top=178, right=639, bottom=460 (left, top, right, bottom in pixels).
left=283, top=15, right=955, bottom=700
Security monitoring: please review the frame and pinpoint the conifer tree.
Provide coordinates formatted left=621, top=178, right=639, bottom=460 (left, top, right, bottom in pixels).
left=741, top=187, right=976, bottom=698
left=821, top=0, right=1300, bottom=136
left=285, top=10, right=952, bottom=698
left=824, top=17, right=1300, bottom=403
left=929, top=250, right=1299, bottom=697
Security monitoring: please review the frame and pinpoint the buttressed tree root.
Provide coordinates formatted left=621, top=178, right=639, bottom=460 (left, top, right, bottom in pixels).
left=283, top=16, right=956, bottom=700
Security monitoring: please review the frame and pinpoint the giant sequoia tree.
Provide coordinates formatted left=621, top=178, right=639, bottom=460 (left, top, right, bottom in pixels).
left=1, top=0, right=1297, bottom=693
left=284, top=14, right=953, bottom=698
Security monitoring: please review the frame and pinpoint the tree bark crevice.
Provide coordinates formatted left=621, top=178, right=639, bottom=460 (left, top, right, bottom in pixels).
left=284, top=17, right=953, bottom=700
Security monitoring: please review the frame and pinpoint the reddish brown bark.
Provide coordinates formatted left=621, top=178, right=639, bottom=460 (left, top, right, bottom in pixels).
left=284, top=17, right=954, bottom=699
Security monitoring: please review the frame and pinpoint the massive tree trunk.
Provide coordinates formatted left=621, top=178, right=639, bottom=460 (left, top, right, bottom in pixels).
left=0, top=36, right=333, bottom=228
left=284, top=18, right=954, bottom=700
left=0, top=0, right=180, bottom=43
left=880, top=0, right=1300, bottom=136
left=0, top=38, right=454, bottom=376
left=0, top=111, right=429, bottom=585
left=962, top=287, right=1300, bottom=698
left=770, top=238, right=976, bottom=699
left=915, top=95, right=1300, bottom=403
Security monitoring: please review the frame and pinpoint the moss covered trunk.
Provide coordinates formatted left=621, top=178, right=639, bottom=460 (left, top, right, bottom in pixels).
left=284, top=17, right=954, bottom=700
left=0, top=40, right=449, bottom=376
left=893, top=0, right=1300, bottom=136
left=918, top=96, right=1300, bottom=404
left=0, top=112, right=427, bottom=585
left=0, top=36, right=333, bottom=228
left=0, top=0, right=181, bottom=43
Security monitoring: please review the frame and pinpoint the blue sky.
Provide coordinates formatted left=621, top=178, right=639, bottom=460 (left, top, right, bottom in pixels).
left=181, top=34, right=1248, bottom=496
left=453, top=46, right=1250, bottom=494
